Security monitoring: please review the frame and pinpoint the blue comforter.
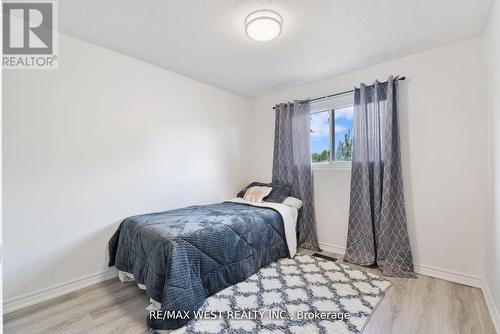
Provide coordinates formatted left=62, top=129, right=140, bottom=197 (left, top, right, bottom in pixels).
left=108, top=202, right=289, bottom=330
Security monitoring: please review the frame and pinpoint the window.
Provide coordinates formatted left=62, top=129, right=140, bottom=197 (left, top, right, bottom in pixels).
left=310, top=93, right=354, bottom=166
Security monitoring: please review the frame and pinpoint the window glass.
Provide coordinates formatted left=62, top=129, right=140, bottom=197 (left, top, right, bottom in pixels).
left=310, top=111, right=330, bottom=162
left=333, top=107, right=353, bottom=161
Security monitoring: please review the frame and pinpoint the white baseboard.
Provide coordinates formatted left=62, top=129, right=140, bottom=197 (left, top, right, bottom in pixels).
left=318, top=241, right=346, bottom=255
left=483, top=281, right=500, bottom=333
left=318, top=241, right=483, bottom=288
left=413, top=264, right=483, bottom=288
left=3, top=268, right=118, bottom=314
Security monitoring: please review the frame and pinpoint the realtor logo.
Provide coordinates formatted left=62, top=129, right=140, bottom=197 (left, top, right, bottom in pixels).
left=2, top=0, right=58, bottom=69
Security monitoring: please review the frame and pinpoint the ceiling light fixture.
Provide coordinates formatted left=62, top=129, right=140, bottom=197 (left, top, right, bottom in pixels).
left=245, top=9, right=283, bottom=42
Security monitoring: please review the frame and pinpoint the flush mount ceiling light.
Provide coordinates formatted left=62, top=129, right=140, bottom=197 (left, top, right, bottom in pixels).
left=245, top=9, right=283, bottom=42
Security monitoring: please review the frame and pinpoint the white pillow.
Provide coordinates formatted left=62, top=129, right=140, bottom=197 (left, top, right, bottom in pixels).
left=283, top=196, right=303, bottom=209
left=243, top=186, right=273, bottom=203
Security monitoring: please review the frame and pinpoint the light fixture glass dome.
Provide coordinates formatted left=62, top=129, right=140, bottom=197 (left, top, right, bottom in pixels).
left=245, top=9, right=283, bottom=42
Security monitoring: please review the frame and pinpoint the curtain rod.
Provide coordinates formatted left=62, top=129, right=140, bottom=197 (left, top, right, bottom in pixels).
left=272, top=76, right=406, bottom=110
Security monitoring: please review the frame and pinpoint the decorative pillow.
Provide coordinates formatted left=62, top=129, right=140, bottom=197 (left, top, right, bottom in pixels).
left=237, top=182, right=269, bottom=198
left=243, top=186, right=273, bottom=203
left=265, top=183, right=292, bottom=203
left=237, top=182, right=292, bottom=203
left=283, top=196, right=303, bottom=209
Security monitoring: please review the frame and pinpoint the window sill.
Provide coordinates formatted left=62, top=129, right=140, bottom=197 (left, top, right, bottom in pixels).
left=312, top=161, right=352, bottom=170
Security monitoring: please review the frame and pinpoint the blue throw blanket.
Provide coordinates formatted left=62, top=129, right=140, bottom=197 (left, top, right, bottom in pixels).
left=108, top=202, right=289, bottom=330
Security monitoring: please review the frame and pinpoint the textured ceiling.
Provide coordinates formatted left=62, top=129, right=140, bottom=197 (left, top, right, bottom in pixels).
left=59, top=0, right=494, bottom=97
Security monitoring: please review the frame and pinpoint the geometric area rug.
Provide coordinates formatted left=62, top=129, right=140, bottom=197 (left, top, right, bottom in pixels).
left=169, top=254, right=391, bottom=334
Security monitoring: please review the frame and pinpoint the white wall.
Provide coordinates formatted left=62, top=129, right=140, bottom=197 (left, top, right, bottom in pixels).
left=485, top=0, right=500, bottom=330
left=250, top=38, right=487, bottom=281
left=2, top=34, right=251, bottom=302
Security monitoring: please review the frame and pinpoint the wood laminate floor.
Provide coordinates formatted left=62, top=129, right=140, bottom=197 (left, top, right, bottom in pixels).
left=4, top=250, right=496, bottom=334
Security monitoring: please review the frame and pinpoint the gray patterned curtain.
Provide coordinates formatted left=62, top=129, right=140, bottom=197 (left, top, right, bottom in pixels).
left=344, top=76, right=415, bottom=277
left=273, top=100, right=319, bottom=250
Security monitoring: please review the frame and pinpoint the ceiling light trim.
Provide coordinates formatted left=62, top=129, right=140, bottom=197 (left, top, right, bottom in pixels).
left=244, top=9, right=283, bottom=42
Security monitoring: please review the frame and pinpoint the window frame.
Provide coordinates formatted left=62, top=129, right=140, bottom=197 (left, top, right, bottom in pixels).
left=310, top=92, right=354, bottom=170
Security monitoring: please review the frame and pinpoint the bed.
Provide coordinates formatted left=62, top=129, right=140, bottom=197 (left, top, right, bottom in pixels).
left=107, top=198, right=298, bottom=330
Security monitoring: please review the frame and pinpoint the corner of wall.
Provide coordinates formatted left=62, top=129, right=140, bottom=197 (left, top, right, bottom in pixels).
left=483, top=0, right=500, bottom=331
